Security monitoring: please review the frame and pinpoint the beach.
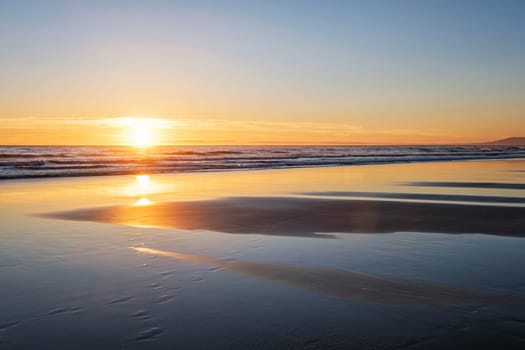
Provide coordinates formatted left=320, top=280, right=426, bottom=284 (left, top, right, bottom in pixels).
left=1, top=159, right=525, bottom=349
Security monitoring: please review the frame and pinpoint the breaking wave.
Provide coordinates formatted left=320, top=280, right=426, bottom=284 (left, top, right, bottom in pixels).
left=1, top=145, right=524, bottom=179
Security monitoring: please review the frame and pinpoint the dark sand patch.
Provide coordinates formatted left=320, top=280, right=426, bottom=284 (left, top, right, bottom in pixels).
left=47, top=306, right=83, bottom=315
left=402, top=182, right=525, bottom=190
left=39, top=197, right=525, bottom=237
left=132, top=247, right=525, bottom=308
left=300, top=191, right=525, bottom=204
left=0, top=321, right=19, bottom=331
left=108, top=296, right=134, bottom=305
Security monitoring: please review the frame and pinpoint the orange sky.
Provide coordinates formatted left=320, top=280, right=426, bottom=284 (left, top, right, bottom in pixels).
left=0, top=108, right=522, bottom=146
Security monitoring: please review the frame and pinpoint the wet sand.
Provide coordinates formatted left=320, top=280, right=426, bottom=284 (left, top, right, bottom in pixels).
left=1, top=159, right=525, bottom=349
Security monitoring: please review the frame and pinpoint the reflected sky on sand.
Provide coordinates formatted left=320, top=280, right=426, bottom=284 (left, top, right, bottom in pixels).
left=131, top=246, right=525, bottom=308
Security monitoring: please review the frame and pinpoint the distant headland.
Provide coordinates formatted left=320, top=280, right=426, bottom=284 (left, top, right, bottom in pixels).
left=482, top=137, right=525, bottom=145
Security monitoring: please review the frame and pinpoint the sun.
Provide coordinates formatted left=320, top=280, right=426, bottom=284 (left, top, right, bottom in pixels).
left=131, top=126, right=154, bottom=148
left=115, top=116, right=171, bottom=147
left=123, top=118, right=157, bottom=148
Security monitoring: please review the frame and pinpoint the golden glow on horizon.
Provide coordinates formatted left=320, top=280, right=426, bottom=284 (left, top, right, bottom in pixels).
left=0, top=114, right=522, bottom=146
left=134, top=198, right=153, bottom=206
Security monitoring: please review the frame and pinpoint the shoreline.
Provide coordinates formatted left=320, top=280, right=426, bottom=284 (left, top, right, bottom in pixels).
left=1, top=156, right=524, bottom=183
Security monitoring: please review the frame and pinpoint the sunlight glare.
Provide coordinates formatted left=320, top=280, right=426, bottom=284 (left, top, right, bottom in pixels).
left=136, top=175, right=150, bottom=193
left=133, top=197, right=152, bottom=206
left=122, top=117, right=161, bottom=148
left=132, top=127, right=154, bottom=148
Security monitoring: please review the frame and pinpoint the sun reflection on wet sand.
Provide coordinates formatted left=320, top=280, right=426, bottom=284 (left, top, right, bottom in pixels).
left=119, top=174, right=159, bottom=200
left=136, top=175, right=150, bottom=192
left=129, top=175, right=154, bottom=205
left=133, top=175, right=151, bottom=206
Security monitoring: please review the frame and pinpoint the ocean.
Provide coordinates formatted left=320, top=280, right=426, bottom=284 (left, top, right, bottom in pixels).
left=1, top=145, right=524, bottom=179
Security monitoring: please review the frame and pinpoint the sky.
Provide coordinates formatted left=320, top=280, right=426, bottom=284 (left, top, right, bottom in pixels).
left=0, top=0, right=524, bottom=145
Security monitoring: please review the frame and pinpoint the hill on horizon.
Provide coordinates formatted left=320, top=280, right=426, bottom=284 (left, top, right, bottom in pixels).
left=482, top=137, right=525, bottom=145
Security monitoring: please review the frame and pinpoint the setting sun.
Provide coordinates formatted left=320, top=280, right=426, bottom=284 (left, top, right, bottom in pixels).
left=122, top=117, right=159, bottom=147
left=131, top=126, right=154, bottom=148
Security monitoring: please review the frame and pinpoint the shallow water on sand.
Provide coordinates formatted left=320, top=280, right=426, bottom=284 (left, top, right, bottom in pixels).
left=0, top=160, right=524, bottom=349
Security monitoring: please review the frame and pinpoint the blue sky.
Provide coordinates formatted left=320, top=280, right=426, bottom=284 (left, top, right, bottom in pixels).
left=0, top=0, right=524, bottom=144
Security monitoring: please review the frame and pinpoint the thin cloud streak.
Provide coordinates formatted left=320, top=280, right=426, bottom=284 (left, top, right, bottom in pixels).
left=0, top=115, right=469, bottom=144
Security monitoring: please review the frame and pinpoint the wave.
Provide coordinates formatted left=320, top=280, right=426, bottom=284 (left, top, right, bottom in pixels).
left=14, top=164, right=110, bottom=170
left=0, top=153, right=67, bottom=158
left=162, top=150, right=243, bottom=156
left=1, top=145, right=524, bottom=180
left=0, top=160, right=46, bottom=167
